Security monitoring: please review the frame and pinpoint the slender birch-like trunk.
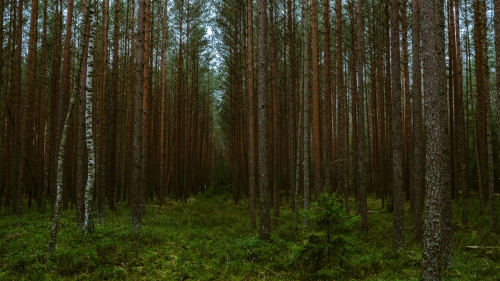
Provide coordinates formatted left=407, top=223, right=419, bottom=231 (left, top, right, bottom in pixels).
left=48, top=0, right=95, bottom=250
left=83, top=0, right=97, bottom=234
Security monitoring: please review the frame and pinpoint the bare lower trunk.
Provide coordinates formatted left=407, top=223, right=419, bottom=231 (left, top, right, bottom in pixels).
left=357, top=0, right=368, bottom=232
left=302, top=0, right=311, bottom=228
left=487, top=95, right=496, bottom=233
left=390, top=0, right=404, bottom=251
left=258, top=0, right=270, bottom=241
left=421, top=0, right=448, bottom=279
left=131, top=0, right=146, bottom=231
left=493, top=0, right=500, bottom=234
left=77, top=0, right=90, bottom=230
left=48, top=87, right=79, bottom=253
left=247, top=0, right=256, bottom=229
left=83, top=1, right=97, bottom=234
left=412, top=0, right=424, bottom=240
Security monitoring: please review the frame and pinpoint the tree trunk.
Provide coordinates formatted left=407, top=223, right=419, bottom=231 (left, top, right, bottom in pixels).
left=83, top=1, right=98, bottom=234
left=390, top=0, right=404, bottom=252
left=335, top=0, right=344, bottom=203
left=311, top=0, right=321, bottom=199
left=258, top=0, right=270, bottom=240
left=18, top=0, right=38, bottom=217
left=108, top=0, right=120, bottom=211
left=39, top=0, right=49, bottom=214
left=323, top=0, right=332, bottom=189
left=97, top=0, right=110, bottom=225
left=421, top=0, right=447, bottom=279
left=302, top=0, right=311, bottom=227
left=48, top=0, right=88, bottom=248
left=132, top=0, right=146, bottom=231
left=493, top=0, right=500, bottom=235
left=402, top=0, right=412, bottom=205
left=48, top=70, right=80, bottom=253
left=77, top=0, right=90, bottom=230
left=11, top=0, right=23, bottom=217
left=411, top=0, right=424, bottom=240
left=141, top=0, right=151, bottom=215
left=270, top=0, right=279, bottom=216
left=357, top=0, right=368, bottom=232
left=247, top=0, right=257, bottom=229
left=159, top=1, right=167, bottom=206
left=474, top=0, right=488, bottom=208
left=442, top=0, right=456, bottom=268
left=487, top=94, right=496, bottom=233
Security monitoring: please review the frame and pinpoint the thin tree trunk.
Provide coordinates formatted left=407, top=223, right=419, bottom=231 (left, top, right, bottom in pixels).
left=493, top=0, right=500, bottom=234
left=474, top=0, right=488, bottom=208
left=411, top=0, right=424, bottom=240
left=454, top=0, right=468, bottom=227
left=357, top=0, right=368, bottom=232
left=247, top=0, right=257, bottom=229
left=48, top=71, right=80, bottom=253
left=335, top=0, right=344, bottom=201
left=270, top=0, right=279, bottom=216
left=287, top=0, right=299, bottom=230
left=442, top=0, right=455, bottom=268
left=77, top=0, right=90, bottom=230
left=97, top=0, right=110, bottom=224
left=83, top=1, right=98, bottom=234
left=487, top=94, right=496, bottom=233
left=11, top=0, right=23, bottom=217
left=323, top=0, right=332, bottom=189
left=302, top=0, right=311, bottom=227
left=141, top=0, right=151, bottom=215
left=311, top=0, right=321, bottom=199
left=56, top=0, right=75, bottom=203
left=48, top=0, right=85, bottom=246
left=159, top=2, right=167, bottom=206
left=18, top=0, right=38, bottom=217
left=131, top=0, right=146, bottom=230
left=390, top=0, right=404, bottom=252
left=402, top=0, right=412, bottom=204
left=258, top=0, right=270, bottom=241
left=108, top=0, right=120, bottom=211
left=38, top=0, right=49, bottom=213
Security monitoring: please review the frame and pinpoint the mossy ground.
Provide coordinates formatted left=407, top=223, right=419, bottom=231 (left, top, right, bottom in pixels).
left=0, top=192, right=498, bottom=280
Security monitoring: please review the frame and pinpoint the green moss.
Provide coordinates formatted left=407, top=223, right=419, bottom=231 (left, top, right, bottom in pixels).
left=0, top=194, right=498, bottom=280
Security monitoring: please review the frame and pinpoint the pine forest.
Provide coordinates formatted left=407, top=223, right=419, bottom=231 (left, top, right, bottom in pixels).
left=1, top=0, right=500, bottom=279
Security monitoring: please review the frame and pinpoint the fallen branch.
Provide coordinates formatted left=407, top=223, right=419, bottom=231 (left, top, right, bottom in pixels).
left=264, top=266, right=282, bottom=278
left=465, top=246, right=500, bottom=250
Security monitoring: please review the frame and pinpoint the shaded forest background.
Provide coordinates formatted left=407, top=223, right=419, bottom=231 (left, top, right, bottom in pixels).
left=0, top=0, right=500, bottom=279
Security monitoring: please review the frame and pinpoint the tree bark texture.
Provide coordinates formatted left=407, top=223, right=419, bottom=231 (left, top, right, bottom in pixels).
left=132, top=0, right=146, bottom=231
left=258, top=0, right=270, bottom=240
left=421, top=0, right=448, bottom=279
left=357, top=0, right=368, bottom=232
left=247, top=0, right=257, bottom=229
left=411, top=0, right=424, bottom=240
left=390, top=0, right=404, bottom=252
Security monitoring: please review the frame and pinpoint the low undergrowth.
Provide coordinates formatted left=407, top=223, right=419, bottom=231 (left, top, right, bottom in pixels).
left=0, top=191, right=498, bottom=280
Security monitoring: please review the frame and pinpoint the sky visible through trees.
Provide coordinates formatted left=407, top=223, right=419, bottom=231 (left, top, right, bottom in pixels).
left=0, top=0, right=500, bottom=279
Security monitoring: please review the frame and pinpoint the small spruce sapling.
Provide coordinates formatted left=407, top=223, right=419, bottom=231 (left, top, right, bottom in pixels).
left=298, top=192, right=359, bottom=274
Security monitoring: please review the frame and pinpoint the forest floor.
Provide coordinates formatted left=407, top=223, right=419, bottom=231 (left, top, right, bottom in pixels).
left=0, top=190, right=499, bottom=280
